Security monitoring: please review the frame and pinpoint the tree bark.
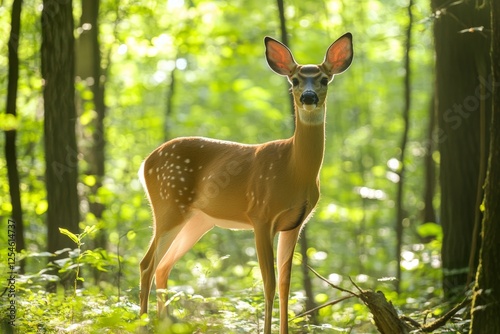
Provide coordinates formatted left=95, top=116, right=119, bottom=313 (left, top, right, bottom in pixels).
left=164, top=67, right=176, bottom=142
left=76, top=0, right=106, bottom=282
left=470, top=1, right=500, bottom=332
left=42, top=0, right=80, bottom=290
left=275, top=0, right=317, bottom=321
left=421, top=96, right=436, bottom=227
left=395, top=0, right=413, bottom=294
left=431, top=0, right=491, bottom=297
left=5, top=0, right=26, bottom=273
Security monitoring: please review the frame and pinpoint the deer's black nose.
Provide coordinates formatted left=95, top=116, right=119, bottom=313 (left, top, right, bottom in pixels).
left=300, top=91, right=319, bottom=105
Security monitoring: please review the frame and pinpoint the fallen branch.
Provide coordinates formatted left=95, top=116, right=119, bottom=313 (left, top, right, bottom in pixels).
left=349, top=277, right=411, bottom=334
left=410, top=297, right=470, bottom=333
left=294, top=295, right=355, bottom=320
left=300, top=266, right=470, bottom=333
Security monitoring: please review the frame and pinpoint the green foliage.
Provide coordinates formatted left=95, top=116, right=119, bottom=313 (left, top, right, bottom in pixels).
left=8, top=285, right=146, bottom=333
left=58, top=225, right=102, bottom=292
left=0, top=0, right=455, bottom=331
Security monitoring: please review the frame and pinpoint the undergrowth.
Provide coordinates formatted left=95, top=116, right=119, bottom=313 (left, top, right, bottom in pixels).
left=0, top=228, right=469, bottom=333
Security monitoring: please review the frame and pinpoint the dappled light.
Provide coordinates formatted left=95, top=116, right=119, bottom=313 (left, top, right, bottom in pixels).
left=1, top=0, right=499, bottom=332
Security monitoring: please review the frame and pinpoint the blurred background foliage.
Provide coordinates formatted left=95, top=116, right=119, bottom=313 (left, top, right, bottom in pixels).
left=0, top=0, right=447, bottom=332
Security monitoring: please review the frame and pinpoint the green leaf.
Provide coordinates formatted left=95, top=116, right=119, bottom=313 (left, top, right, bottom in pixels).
left=27, top=251, right=55, bottom=258
left=0, top=113, right=19, bottom=131
left=54, top=248, right=72, bottom=256
left=59, top=228, right=80, bottom=245
left=35, top=200, right=48, bottom=215
left=82, top=224, right=98, bottom=237
left=417, top=223, right=442, bottom=239
left=480, top=200, right=485, bottom=212
left=83, top=175, right=97, bottom=187
left=127, top=230, right=136, bottom=241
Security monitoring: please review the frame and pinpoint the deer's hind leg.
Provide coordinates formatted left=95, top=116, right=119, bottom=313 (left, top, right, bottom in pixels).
left=140, top=235, right=157, bottom=315
left=154, top=210, right=214, bottom=316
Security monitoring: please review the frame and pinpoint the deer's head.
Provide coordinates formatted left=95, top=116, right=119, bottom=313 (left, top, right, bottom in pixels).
left=265, top=33, right=353, bottom=124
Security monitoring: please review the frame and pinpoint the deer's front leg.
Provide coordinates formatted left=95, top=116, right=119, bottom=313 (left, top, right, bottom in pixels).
left=277, top=226, right=301, bottom=334
left=254, top=225, right=276, bottom=334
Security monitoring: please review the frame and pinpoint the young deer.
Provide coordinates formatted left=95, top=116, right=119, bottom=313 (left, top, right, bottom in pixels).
left=139, top=33, right=353, bottom=333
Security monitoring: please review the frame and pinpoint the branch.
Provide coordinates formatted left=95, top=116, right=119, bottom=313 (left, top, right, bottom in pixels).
left=293, top=295, right=355, bottom=320
left=306, top=267, right=469, bottom=333
left=307, top=265, right=358, bottom=297
left=419, top=298, right=470, bottom=332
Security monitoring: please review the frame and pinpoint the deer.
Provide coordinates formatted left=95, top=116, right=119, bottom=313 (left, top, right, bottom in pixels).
left=139, top=33, right=353, bottom=333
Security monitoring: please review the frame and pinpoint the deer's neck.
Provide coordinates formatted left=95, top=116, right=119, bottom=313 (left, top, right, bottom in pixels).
left=290, top=104, right=326, bottom=182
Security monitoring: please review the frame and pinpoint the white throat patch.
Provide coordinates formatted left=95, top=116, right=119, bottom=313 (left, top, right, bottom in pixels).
left=297, top=105, right=325, bottom=125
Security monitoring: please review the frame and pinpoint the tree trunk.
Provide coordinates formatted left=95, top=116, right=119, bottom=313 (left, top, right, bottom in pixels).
left=469, top=1, right=500, bottom=332
left=431, top=0, right=491, bottom=297
left=164, top=67, right=176, bottom=142
left=76, top=0, right=106, bottom=282
left=42, top=0, right=80, bottom=290
left=395, top=0, right=413, bottom=294
left=275, top=0, right=317, bottom=321
left=421, top=96, right=436, bottom=227
left=5, top=0, right=26, bottom=273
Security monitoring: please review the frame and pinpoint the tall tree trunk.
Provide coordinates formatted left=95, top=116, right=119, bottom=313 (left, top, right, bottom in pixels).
left=470, top=1, right=500, bottom=332
left=395, top=0, right=413, bottom=294
left=431, top=0, right=491, bottom=298
left=164, top=67, right=176, bottom=142
left=42, top=0, right=80, bottom=290
left=275, top=0, right=317, bottom=322
left=421, top=96, right=436, bottom=227
left=76, top=0, right=106, bottom=282
left=5, top=0, right=25, bottom=273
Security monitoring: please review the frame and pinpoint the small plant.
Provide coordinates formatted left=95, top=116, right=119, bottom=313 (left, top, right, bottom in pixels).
left=59, top=225, right=100, bottom=294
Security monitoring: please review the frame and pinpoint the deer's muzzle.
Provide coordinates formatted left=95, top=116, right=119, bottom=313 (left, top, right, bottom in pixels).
left=300, top=90, right=319, bottom=106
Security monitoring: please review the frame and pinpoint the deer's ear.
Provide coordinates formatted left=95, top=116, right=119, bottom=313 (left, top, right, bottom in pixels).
left=322, top=33, right=353, bottom=75
left=265, top=37, right=298, bottom=76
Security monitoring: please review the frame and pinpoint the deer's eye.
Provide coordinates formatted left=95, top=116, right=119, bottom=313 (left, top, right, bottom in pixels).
left=320, top=77, right=329, bottom=86
left=292, top=78, right=299, bottom=87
